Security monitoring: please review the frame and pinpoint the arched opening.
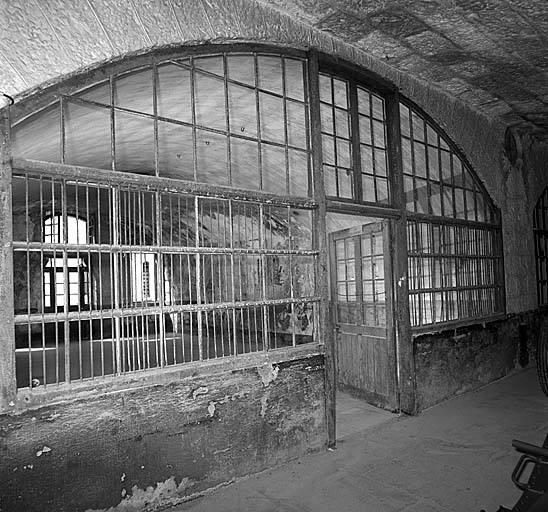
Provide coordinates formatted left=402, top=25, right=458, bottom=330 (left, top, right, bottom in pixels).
left=8, top=44, right=503, bottom=419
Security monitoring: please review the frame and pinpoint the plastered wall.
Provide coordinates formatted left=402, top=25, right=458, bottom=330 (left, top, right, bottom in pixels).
left=0, top=356, right=325, bottom=512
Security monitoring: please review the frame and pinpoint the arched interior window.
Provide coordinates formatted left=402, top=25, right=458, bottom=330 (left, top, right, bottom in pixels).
left=13, top=54, right=311, bottom=197
left=400, top=103, right=503, bottom=327
left=9, top=47, right=503, bottom=390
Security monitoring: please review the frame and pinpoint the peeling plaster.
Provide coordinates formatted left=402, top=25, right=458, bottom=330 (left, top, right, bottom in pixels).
left=260, top=389, right=270, bottom=418
left=190, top=386, right=209, bottom=399
left=85, top=476, right=194, bottom=512
left=257, top=363, right=279, bottom=387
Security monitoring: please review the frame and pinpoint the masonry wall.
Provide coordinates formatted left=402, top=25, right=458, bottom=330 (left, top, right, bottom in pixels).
left=414, top=308, right=548, bottom=411
left=0, top=355, right=325, bottom=512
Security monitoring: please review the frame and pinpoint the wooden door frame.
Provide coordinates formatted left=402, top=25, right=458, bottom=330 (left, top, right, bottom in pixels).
left=328, top=218, right=399, bottom=410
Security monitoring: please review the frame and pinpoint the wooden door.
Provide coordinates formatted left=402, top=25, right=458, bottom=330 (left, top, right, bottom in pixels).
left=330, top=220, right=398, bottom=410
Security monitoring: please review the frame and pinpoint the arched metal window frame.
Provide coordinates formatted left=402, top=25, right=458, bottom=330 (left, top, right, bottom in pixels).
left=3, top=43, right=506, bottom=408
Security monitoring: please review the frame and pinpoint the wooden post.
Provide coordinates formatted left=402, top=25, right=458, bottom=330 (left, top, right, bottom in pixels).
left=308, top=51, right=336, bottom=446
left=385, top=94, right=416, bottom=414
left=0, top=108, right=16, bottom=411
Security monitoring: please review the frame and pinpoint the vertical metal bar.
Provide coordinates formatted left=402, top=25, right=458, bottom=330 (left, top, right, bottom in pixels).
left=60, top=96, right=66, bottom=165
left=24, top=175, right=32, bottom=388
left=61, top=180, right=71, bottom=384
left=39, top=176, right=47, bottom=386
left=254, top=54, right=263, bottom=190
left=228, top=200, right=237, bottom=356
left=195, top=196, right=203, bottom=360
left=112, top=187, right=121, bottom=375
left=259, top=204, right=268, bottom=351
left=288, top=207, right=296, bottom=347
left=51, top=179, right=60, bottom=384
left=110, top=75, right=116, bottom=173
left=308, top=51, right=334, bottom=446
left=75, top=181, right=83, bottom=381
left=156, top=191, right=166, bottom=367
left=190, top=57, right=198, bottom=183
left=281, top=57, right=290, bottom=195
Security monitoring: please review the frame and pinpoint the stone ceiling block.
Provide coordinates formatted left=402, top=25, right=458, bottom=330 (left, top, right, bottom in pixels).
left=367, top=8, right=429, bottom=38
left=315, top=10, right=372, bottom=42
left=355, top=30, right=412, bottom=62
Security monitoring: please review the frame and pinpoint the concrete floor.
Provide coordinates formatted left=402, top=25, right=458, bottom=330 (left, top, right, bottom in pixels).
left=171, top=368, right=548, bottom=512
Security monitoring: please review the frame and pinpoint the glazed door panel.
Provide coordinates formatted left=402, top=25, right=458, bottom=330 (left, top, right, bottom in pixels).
left=330, top=220, right=397, bottom=410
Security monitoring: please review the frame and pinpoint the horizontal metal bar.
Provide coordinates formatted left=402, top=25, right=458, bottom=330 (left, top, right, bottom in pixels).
left=410, top=312, right=507, bottom=334
left=14, top=296, right=321, bottom=324
left=326, top=199, right=401, bottom=219
left=13, top=241, right=319, bottom=256
left=407, top=251, right=501, bottom=259
left=408, top=284, right=500, bottom=293
left=13, top=159, right=317, bottom=208
left=407, top=212, right=500, bottom=228
left=62, top=95, right=309, bottom=153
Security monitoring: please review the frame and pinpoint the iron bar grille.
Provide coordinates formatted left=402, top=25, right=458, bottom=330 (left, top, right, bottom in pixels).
left=12, top=170, right=318, bottom=389
left=407, top=219, right=503, bottom=326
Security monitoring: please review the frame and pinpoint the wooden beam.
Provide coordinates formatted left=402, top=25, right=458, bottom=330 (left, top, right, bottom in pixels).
left=0, top=110, right=16, bottom=412
left=385, top=94, right=416, bottom=414
left=308, top=51, right=336, bottom=447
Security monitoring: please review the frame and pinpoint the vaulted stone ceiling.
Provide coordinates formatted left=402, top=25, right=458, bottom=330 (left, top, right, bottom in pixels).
left=1, top=0, right=548, bottom=143
left=261, top=0, right=548, bottom=141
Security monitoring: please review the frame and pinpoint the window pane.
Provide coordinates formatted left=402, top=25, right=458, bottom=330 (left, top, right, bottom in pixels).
left=334, top=108, right=350, bottom=139
left=194, top=73, right=225, bottom=130
left=12, top=104, right=61, bottom=163
left=232, top=137, right=260, bottom=190
left=359, top=115, right=372, bottom=145
left=227, top=54, right=255, bottom=86
left=229, top=82, right=258, bottom=138
left=114, top=68, right=153, bottom=115
left=65, top=101, right=111, bottom=169
left=288, top=149, right=309, bottom=196
left=260, top=93, right=284, bottom=144
left=195, top=129, right=228, bottom=185
left=261, top=144, right=286, bottom=194
left=287, top=101, right=307, bottom=149
left=157, top=64, right=192, bottom=123
left=194, top=55, right=223, bottom=74
left=285, top=58, right=305, bottom=101
left=115, top=112, right=155, bottom=175
left=258, top=56, right=283, bottom=95
left=332, top=79, right=348, bottom=108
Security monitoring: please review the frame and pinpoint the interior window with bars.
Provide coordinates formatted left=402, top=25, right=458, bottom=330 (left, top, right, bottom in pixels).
left=12, top=171, right=318, bottom=390
left=401, top=103, right=503, bottom=327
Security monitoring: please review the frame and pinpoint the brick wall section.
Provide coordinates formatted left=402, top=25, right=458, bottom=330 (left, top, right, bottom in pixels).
left=0, top=356, right=325, bottom=512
